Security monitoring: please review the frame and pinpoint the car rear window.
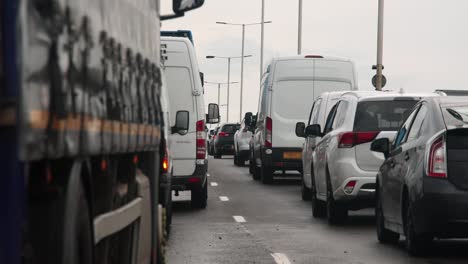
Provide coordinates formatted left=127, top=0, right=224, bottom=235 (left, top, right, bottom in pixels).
left=353, top=100, right=418, bottom=132
left=442, top=105, right=468, bottom=127
left=221, top=124, right=240, bottom=133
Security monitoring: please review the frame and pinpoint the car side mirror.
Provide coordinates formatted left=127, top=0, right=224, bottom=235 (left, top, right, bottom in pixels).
left=244, top=112, right=253, bottom=126
left=305, top=124, right=322, bottom=137
left=172, top=110, right=189, bottom=135
left=371, top=138, right=390, bottom=158
left=206, top=103, right=220, bottom=124
left=295, top=122, right=306, bottom=138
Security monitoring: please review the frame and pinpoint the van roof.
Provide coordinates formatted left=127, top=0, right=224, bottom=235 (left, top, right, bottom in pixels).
left=273, top=55, right=353, bottom=63
left=161, top=36, right=193, bottom=45
left=340, top=90, right=441, bottom=101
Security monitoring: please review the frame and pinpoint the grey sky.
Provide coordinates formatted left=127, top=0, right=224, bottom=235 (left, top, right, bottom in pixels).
left=162, top=0, right=468, bottom=122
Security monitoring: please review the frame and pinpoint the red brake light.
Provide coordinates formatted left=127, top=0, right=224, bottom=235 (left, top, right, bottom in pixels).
left=338, top=131, right=379, bottom=148
left=265, top=117, right=272, bottom=147
left=218, top=132, right=228, bottom=137
left=196, top=120, right=206, bottom=159
left=427, top=136, right=447, bottom=178
left=305, top=55, right=323, bottom=58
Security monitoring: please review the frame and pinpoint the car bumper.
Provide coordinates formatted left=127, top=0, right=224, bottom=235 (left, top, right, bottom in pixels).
left=412, top=177, right=468, bottom=238
left=262, top=147, right=302, bottom=171
left=171, top=162, right=207, bottom=191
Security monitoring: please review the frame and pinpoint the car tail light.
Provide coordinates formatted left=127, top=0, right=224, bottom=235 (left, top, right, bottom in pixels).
left=162, top=146, right=169, bottom=173
left=242, top=127, right=248, bottom=133
left=265, top=117, right=272, bottom=147
left=344, top=180, right=356, bottom=194
left=218, top=132, right=229, bottom=137
left=338, top=131, right=379, bottom=148
left=427, top=136, right=447, bottom=178
left=196, top=120, right=206, bottom=159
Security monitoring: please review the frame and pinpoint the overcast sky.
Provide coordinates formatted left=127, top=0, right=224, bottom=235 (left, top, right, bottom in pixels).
left=161, top=0, right=468, bottom=123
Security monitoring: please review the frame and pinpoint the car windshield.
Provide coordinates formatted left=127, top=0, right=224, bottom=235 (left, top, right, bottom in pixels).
left=354, top=100, right=418, bottom=131
left=221, top=124, right=239, bottom=133
left=443, top=105, right=468, bottom=126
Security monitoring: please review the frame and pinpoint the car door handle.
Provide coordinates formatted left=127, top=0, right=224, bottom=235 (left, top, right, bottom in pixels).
left=404, top=153, right=410, bottom=161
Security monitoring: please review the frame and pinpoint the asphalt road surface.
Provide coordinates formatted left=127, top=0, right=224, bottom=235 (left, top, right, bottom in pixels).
left=166, top=157, right=468, bottom=264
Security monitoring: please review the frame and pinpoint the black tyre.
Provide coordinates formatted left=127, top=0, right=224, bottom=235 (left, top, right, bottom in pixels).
left=249, top=158, right=255, bottom=174
left=165, top=190, right=173, bottom=237
left=261, top=165, right=273, bottom=184
left=234, top=153, right=239, bottom=166
left=191, top=182, right=208, bottom=209
left=311, top=173, right=326, bottom=218
left=253, top=164, right=261, bottom=181
left=301, top=177, right=312, bottom=201
left=326, top=176, right=348, bottom=225
left=376, top=191, right=399, bottom=244
left=405, top=201, right=431, bottom=256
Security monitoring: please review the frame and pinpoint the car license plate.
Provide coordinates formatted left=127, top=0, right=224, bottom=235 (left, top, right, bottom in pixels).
left=283, top=152, right=301, bottom=159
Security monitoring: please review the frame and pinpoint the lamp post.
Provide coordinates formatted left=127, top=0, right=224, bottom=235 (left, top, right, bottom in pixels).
left=298, top=0, right=303, bottom=55
left=206, top=55, right=252, bottom=122
left=216, top=21, right=271, bottom=121
left=375, top=0, right=385, bottom=91
left=204, top=81, right=239, bottom=122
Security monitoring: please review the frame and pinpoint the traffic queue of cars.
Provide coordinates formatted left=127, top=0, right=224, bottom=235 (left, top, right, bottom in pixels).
left=229, top=54, right=468, bottom=256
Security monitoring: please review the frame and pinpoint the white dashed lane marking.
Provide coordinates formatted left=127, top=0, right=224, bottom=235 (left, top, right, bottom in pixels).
left=210, top=182, right=218, bottom=186
left=271, top=253, right=291, bottom=264
left=233, top=216, right=246, bottom=223
left=219, top=196, right=229, bottom=201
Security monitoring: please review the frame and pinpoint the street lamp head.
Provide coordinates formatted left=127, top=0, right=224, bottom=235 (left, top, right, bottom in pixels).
left=206, top=55, right=215, bottom=59
left=216, top=22, right=228, bottom=24
left=244, top=55, right=253, bottom=58
left=264, top=21, right=273, bottom=24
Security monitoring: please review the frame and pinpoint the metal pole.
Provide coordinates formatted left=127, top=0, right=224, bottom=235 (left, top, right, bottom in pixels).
left=217, top=84, right=221, bottom=107
left=260, top=0, right=265, bottom=86
left=376, top=0, right=384, bottom=91
left=227, top=58, right=231, bottom=122
left=298, top=0, right=303, bottom=55
left=240, top=24, right=245, bottom=122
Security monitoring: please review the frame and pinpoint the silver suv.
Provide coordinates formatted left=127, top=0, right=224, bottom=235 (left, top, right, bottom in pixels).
left=306, top=91, right=438, bottom=224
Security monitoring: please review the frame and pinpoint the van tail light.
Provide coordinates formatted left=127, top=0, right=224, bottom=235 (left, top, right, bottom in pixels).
left=196, top=120, right=206, bottom=159
left=338, top=131, right=379, bottom=148
left=265, top=117, right=272, bottom=147
left=427, top=136, right=447, bottom=178
left=162, top=146, right=169, bottom=173
left=218, top=132, right=229, bottom=137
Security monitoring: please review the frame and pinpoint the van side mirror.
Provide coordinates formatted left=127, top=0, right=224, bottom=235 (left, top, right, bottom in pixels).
left=305, top=124, right=322, bottom=137
left=295, top=122, right=306, bottom=138
left=172, top=111, right=189, bottom=135
left=206, top=103, right=220, bottom=124
left=173, top=0, right=205, bottom=14
left=371, top=138, right=390, bottom=159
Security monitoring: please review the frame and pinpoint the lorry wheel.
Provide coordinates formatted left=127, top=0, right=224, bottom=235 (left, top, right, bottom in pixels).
left=191, top=182, right=208, bottom=209
left=261, top=165, right=273, bottom=184
left=157, top=205, right=166, bottom=264
left=326, top=178, right=348, bottom=225
left=165, top=191, right=173, bottom=237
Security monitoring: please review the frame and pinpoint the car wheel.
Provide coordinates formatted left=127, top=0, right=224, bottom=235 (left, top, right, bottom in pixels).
left=301, top=177, right=312, bottom=201
left=249, top=157, right=254, bottom=174
left=326, top=175, right=348, bottom=225
left=405, top=200, right=431, bottom=256
left=191, top=182, right=208, bottom=209
left=261, top=165, right=273, bottom=184
left=252, top=162, right=261, bottom=181
left=234, top=152, right=239, bottom=166
left=376, top=190, right=399, bottom=244
left=311, top=172, right=326, bottom=218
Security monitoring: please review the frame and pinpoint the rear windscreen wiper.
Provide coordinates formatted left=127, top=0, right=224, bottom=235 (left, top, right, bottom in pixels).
left=446, top=108, right=468, bottom=124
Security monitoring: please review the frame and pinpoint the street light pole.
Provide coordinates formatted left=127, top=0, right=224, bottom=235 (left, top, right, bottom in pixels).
left=240, top=24, right=245, bottom=122
left=261, top=0, right=265, bottom=86
left=217, top=83, right=221, bottom=106
left=227, top=57, right=231, bottom=122
left=376, top=0, right=385, bottom=91
left=298, top=0, right=303, bottom=55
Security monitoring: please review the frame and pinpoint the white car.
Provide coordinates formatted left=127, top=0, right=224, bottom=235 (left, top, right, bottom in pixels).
left=251, top=55, right=357, bottom=184
left=234, top=113, right=255, bottom=166
left=295, top=91, right=349, bottom=200
left=306, top=91, right=439, bottom=224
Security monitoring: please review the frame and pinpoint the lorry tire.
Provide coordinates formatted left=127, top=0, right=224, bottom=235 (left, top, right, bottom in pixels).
left=261, top=165, right=273, bottom=184
left=191, top=182, right=208, bottom=209
left=165, top=190, right=173, bottom=236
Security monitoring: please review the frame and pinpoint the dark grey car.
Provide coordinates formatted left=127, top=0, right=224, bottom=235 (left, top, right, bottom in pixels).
left=213, top=123, right=240, bottom=158
left=372, top=96, right=468, bottom=256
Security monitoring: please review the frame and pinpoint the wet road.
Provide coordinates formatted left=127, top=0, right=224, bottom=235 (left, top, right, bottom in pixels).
left=166, top=157, right=468, bottom=264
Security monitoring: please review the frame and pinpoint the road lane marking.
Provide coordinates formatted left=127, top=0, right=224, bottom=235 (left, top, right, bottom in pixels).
left=271, top=253, right=291, bottom=264
left=233, top=216, right=246, bottom=223
left=219, top=196, right=229, bottom=201
left=210, top=182, right=218, bottom=186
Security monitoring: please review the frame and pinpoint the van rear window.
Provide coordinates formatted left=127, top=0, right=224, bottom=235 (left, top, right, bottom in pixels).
left=222, top=125, right=240, bottom=133
left=354, top=100, right=417, bottom=132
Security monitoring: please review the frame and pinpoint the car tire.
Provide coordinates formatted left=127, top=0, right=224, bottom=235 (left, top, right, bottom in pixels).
left=376, top=191, right=399, bottom=244
left=253, top=164, right=261, bottom=181
left=405, top=200, right=431, bottom=256
left=261, top=165, right=273, bottom=184
left=191, top=182, right=208, bottom=209
left=249, top=157, right=254, bottom=174
left=301, top=178, right=312, bottom=201
left=311, top=173, right=326, bottom=218
left=234, top=152, right=239, bottom=166
left=326, top=175, right=348, bottom=225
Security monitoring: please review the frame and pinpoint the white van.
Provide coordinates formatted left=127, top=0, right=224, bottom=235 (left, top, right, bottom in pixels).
left=251, top=55, right=357, bottom=184
left=161, top=37, right=219, bottom=208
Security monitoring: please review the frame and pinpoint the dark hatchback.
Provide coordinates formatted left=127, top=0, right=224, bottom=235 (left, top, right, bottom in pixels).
left=372, top=96, right=468, bottom=255
left=214, top=123, right=240, bottom=158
